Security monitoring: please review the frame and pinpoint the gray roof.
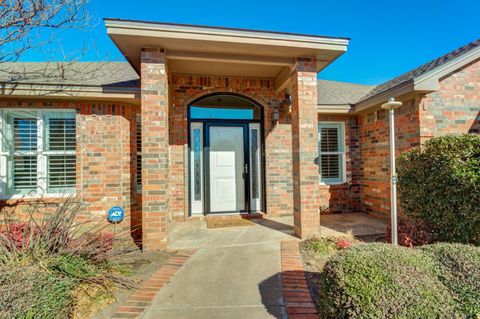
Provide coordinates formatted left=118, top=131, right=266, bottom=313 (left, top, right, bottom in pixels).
left=317, top=79, right=374, bottom=105
left=0, top=62, right=139, bottom=87
left=359, top=38, right=480, bottom=102
left=2, top=38, right=478, bottom=105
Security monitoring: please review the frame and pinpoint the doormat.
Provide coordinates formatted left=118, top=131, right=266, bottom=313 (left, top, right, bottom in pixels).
left=206, top=217, right=254, bottom=228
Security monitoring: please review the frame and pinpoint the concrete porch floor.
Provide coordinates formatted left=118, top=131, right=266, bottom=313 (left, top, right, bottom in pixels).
left=167, top=212, right=387, bottom=250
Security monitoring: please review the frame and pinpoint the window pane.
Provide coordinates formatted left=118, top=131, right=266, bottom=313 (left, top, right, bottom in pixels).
left=320, top=154, right=341, bottom=179
left=190, top=107, right=254, bottom=120
left=193, top=128, right=201, bottom=201
left=48, top=155, right=76, bottom=190
left=14, top=117, right=37, bottom=152
left=190, top=94, right=261, bottom=120
left=13, top=155, right=37, bottom=191
left=46, top=114, right=76, bottom=192
left=320, top=127, right=339, bottom=152
left=47, top=117, right=76, bottom=151
left=251, top=128, right=259, bottom=199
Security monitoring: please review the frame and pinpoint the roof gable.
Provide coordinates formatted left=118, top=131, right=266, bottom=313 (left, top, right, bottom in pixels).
left=355, top=39, right=480, bottom=109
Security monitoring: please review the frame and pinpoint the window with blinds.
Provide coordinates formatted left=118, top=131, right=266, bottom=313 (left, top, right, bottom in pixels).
left=45, top=113, right=76, bottom=192
left=0, top=110, right=77, bottom=196
left=136, top=114, right=142, bottom=192
left=12, top=115, right=38, bottom=192
left=318, top=123, right=345, bottom=184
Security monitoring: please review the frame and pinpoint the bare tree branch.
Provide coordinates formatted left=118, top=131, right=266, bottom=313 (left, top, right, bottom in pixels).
left=0, top=0, right=92, bottom=63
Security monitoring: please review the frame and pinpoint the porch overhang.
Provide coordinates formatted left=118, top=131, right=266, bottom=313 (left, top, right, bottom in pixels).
left=105, top=19, right=349, bottom=93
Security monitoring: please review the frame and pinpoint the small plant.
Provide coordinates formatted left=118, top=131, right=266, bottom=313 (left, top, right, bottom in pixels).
left=386, top=219, right=436, bottom=247
left=302, top=237, right=337, bottom=256
left=335, top=239, right=352, bottom=249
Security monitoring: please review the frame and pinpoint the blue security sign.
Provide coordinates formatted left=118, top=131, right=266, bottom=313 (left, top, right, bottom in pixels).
left=107, top=206, right=124, bottom=223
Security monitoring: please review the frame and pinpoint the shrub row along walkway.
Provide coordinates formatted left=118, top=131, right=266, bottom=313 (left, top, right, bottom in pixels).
left=112, top=249, right=197, bottom=319
left=281, top=241, right=318, bottom=319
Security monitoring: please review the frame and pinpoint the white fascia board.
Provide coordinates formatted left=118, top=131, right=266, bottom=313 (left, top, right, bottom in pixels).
left=353, top=81, right=415, bottom=113
left=105, top=19, right=349, bottom=52
left=414, top=46, right=480, bottom=90
left=353, top=46, right=480, bottom=113
left=317, top=104, right=354, bottom=114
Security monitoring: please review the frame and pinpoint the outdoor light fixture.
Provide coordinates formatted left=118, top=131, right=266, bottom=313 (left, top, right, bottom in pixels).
left=281, top=94, right=292, bottom=116
left=381, top=97, right=402, bottom=246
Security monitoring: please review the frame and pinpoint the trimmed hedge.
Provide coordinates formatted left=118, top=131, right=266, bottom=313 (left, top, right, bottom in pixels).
left=421, top=243, right=480, bottom=317
left=319, top=243, right=480, bottom=319
left=397, top=134, right=480, bottom=245
left=319, top=243, right=458, bottom=319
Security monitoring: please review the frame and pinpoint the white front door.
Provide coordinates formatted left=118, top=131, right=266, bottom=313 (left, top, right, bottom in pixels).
left=209, top=126, right=245, bottom=212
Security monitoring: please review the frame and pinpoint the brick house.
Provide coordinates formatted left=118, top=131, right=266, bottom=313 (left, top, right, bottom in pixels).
left=0, top=20, right=478, bottom=250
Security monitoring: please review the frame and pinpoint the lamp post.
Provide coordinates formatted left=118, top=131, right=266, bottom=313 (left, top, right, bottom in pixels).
left=381, top=97, right=402, bottom=245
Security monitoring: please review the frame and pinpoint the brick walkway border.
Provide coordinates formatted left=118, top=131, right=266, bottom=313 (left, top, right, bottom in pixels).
left=112, top=249, right=197, bottom=319
left=281, top=241, right=318, bottom=319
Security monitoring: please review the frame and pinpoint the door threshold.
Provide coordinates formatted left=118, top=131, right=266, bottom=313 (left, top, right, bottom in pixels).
left=205, top=212, right=264, bottom=219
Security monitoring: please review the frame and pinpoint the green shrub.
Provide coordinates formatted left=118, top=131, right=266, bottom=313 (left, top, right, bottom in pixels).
left=421, top=243, right=480, bottom=318
left=0, top=196, right=135, bottom=318
left=0, top=264, right=75, bottom=319
left=319, top=243, right=458, bottom=319
left=397, top=134, right=480, bottom=244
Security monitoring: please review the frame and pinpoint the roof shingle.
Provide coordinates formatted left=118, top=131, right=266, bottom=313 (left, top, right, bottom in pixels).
left=317, top=79, right=374, bottom=105
left=358, top=39, right=480, bottom=102
left=0, top=61, right=139, bottom=87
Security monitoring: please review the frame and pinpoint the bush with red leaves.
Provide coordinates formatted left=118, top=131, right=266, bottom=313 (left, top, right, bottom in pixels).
left=0, top=222, right=39, bottom=249
left=336, top=239, right=352, bottom=249
left=386, top=219, right=436, bottom=247
left=0, top=221, right=114, bottom=255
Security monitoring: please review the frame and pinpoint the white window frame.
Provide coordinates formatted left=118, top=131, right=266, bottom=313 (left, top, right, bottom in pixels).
left=0, top=108, right=77, bottom=199
left=190, top=122, right=204, bottom=215
left=249, top=123, right=263, bottom=212
left=136, top=114, right=142, bottom=193
left=318, top=122, right=346, bottom=185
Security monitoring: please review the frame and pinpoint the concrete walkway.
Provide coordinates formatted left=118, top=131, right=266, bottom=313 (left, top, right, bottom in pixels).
left=141, top=214, right=386, bottom=318
left=142, top=217, right=296, bottom=319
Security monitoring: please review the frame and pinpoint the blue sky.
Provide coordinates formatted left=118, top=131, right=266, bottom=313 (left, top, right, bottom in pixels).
left=21, top=0, right=479, bottom=85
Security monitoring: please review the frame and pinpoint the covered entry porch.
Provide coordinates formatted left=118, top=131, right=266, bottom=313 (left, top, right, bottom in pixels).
left=105, top=19, right=350, bottom=250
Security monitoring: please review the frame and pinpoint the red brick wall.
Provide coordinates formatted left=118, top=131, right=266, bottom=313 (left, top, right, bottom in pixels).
left=419, top=59, right=480, bottom=139
left=169, top=74, right=292, bottom=220
left=290, top=57, right=320, bottom=238
left=358, top=59, right=480, bottom=219
left=317, top=115, right=361, bottom=214
left=358, top=98, right=421, bottom=217
left=0, top=100, right=140, bottom=234
left=140, top=48, right=170, bottom=250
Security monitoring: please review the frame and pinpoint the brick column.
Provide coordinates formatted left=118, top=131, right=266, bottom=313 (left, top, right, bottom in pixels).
left=290, top=57, right=320, bottom=238
left=141, top=48, right=169, bottom=250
